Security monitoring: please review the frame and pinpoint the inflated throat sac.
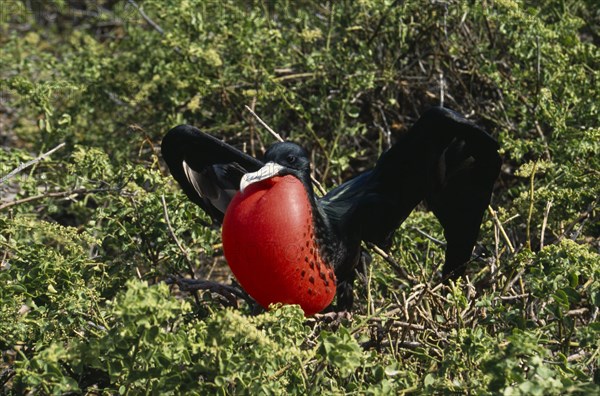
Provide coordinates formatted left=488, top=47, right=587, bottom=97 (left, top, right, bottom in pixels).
left=222, top=175, right=335, bottom=316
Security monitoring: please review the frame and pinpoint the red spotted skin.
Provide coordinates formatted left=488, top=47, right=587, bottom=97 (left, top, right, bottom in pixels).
left=222, top=175, right=336, bottom=315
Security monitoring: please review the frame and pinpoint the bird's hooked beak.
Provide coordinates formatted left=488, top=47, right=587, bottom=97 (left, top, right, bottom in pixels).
left=240, top=162, right=286, bottom=193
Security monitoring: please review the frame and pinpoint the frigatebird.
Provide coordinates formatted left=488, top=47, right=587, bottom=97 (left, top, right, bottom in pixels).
left=161, top=107, right=501, bottom=315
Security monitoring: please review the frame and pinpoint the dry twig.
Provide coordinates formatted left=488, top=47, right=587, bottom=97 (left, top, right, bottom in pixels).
left=160, top=194, right=196, bottom=278
left=244, top=105, right=327, bottom=195
left=0, top=187, right=123, bottom=211
left=540, top=200, right=552, bottom=249
left=166, top=277, right=254, bottom=308
left=366, top=242, right=416, bottom=282
left=488, top=206, right=515, bottom=253
left=127, top=0, right=164, bottom=35
left=1, top=142, right=66, bottom=185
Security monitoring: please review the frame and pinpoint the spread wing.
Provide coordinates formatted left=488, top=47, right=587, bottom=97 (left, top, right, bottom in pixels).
left=320, top=107, right=501, bottom=278
left=161, top=125, right=263, bottom=223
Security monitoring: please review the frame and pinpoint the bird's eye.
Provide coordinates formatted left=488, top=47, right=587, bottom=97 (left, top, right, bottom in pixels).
left=286, top=155, right=296, bottom=164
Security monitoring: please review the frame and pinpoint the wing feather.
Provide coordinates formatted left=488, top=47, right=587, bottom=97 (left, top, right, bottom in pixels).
left=161, top=125, right=263, bottom=223
left=320, top=107, right=501, bottom=278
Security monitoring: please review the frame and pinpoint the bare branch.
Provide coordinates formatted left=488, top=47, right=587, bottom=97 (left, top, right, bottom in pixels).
left=488, top=206, right=515, bottom=253
left=366, top=242, right=416, bottom=282
left=167, top=277, right=254, bottom=308
left=1, top=142, right=66, bottom=185
left=0, top=187, right=123, bottom=211
left=244, top=105, right=327, bottom=195
left=244, top=105, right=284, bottom=142
left=127, top=0, right=164, bottom=35
left=161, top=194, right=196, bottom=278
left=540, top=200, right=552, bottom=249
left=412, top=227, right=446, bottom=246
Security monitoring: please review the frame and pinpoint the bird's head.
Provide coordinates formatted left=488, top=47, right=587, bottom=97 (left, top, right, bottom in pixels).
left=240, top=142, right=311, bottom=192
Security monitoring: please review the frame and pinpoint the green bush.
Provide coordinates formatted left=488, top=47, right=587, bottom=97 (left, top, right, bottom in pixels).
left=1, top=0, right=598, bottom=394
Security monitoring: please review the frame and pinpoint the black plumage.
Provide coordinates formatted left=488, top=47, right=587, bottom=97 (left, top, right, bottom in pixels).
left=161, top=107, right=501, bottom=310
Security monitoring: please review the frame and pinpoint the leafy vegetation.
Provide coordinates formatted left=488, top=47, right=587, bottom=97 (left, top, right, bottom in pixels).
left=1, top=0, right=598, bottom=394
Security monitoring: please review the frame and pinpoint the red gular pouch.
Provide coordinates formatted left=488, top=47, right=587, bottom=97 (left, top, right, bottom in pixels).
left=222, top=175, right=336, bottom=316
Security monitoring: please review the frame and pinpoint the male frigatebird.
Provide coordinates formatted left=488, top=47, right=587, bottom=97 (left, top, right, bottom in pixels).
left=161, top=107, right=501, bottom=315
